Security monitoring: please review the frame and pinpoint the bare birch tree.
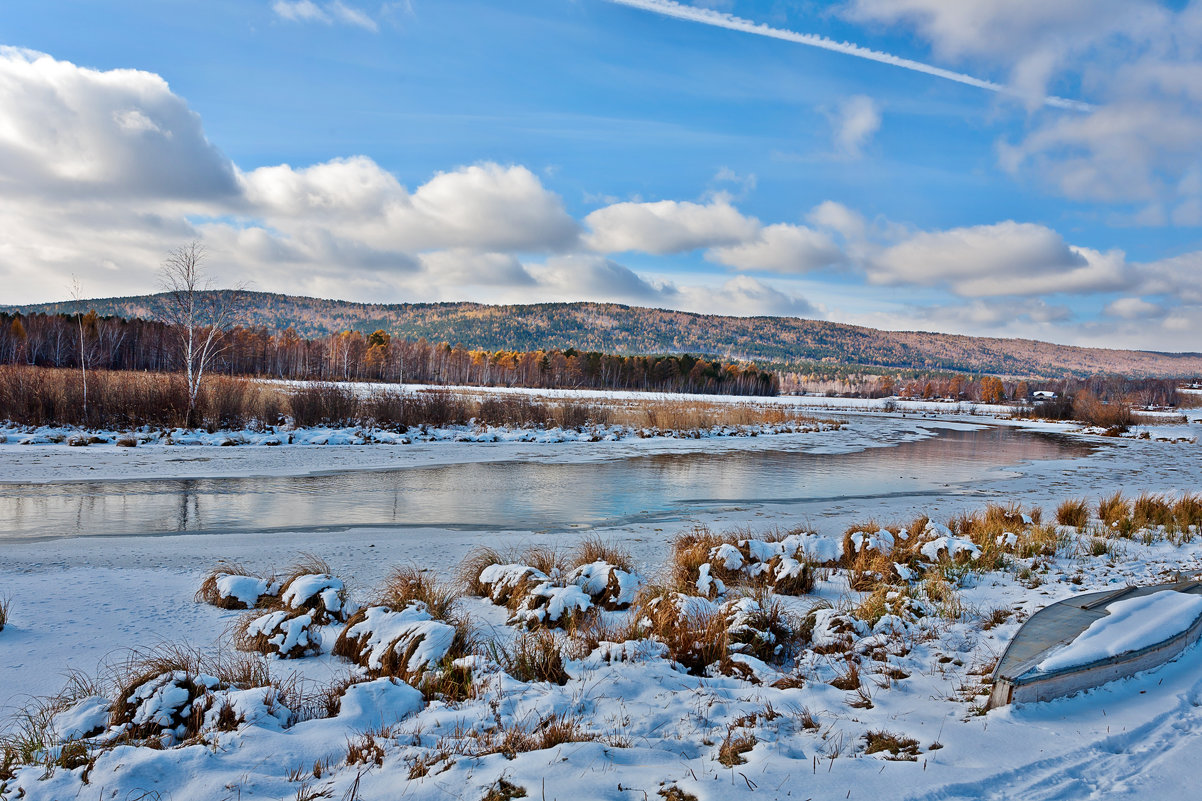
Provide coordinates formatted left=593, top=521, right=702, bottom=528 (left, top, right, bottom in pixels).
left=69, top=276, right=89, bottom=419
left=158, top=242, right=244, bottom=425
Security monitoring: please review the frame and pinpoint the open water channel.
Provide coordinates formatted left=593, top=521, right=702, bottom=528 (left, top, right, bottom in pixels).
left=0, top=425, right=1092, bottom=541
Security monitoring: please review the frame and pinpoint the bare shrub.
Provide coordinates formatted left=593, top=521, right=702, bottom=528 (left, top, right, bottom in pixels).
left=287, top=383, right=360, bottom=428
left=1073, top=391, right=1135, bottom=431
left=0, top=595, right=9, bottom=632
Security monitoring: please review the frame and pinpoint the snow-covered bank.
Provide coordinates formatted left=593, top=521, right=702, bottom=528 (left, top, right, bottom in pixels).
left=4, top=510, right=1202, bottom=801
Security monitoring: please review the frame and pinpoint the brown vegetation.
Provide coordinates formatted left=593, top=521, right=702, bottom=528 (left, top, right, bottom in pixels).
left=493, top=628, right=570, bottom=685
left=1056, top=498, right=1090, bottom=528
left=864, top=730, right=921, bottom=761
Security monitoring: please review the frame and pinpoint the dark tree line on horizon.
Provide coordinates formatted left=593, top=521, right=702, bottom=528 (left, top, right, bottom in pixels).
left=0, top=312, right=780, bottom=396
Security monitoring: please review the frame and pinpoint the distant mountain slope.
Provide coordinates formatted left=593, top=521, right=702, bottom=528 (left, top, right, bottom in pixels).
left=7, top=291, right=1202, bottom=379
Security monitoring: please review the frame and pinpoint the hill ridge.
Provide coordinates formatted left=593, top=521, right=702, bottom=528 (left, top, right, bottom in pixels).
left=6, top=290, right=1201, bottom=379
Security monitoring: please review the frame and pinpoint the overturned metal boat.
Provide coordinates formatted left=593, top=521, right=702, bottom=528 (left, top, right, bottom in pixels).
left=988, top=579, right=1202, bottom=709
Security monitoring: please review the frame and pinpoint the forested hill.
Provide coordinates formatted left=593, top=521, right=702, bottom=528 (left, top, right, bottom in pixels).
left=8, top=291, right=1202, bottom=379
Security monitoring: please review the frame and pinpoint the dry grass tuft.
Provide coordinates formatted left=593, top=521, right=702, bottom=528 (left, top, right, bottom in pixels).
left=233, top=610, right=318, bottom=659
left=726, top=592, right=800, bottom=663
left=1175, top=492, right=1202, bottom=530
left=1098, top=492, right=1132, bottom=529
left=332, top=605, right=473, bottom=690
left=716, top=728, right=757, bottom=767
left=345, top=726, right=389, bottom=767
left=1133, top=492, right=1174, bottom=529
left=1056, top=498, right=1090, bottom=528
left=376, top=566, right=461, bottom=620
left=457, top=546, right=509, bottom=595
left=632, top=588, right=728, bottom=674
left=0, top=594, right=9, bottom=633
left=493, top=628, right=570, bottom=685
left=668, top=526, right=739, bottom=590
left=658, top=786, right=700, bottom=801
left=864, top=730, right=920, bottom=761
left=570, top=535, right=633, bottom=572
left=481, top=778, right=528, bottom=801
left=106, top=644, right=291, bottom=741
left=277, top=555, right=347, bottom=624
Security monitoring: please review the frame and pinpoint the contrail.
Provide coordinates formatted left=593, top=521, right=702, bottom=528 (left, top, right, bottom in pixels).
left=604, top=0, right=1092, bottom=112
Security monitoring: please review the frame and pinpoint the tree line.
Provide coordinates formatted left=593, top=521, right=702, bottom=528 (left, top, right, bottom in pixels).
left=0, top=311, right=780, bottom=396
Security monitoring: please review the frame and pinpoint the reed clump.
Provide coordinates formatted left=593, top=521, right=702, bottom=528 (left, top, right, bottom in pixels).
left=1056, top=498, right=1090, bottom=528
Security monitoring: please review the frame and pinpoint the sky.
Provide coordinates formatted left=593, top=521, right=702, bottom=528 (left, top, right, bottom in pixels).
left=1, top=0, right=1201, bottom=351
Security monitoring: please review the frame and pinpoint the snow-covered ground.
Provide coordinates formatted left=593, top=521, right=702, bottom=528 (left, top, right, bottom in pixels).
left=2, top=388, right=1201, bottom=800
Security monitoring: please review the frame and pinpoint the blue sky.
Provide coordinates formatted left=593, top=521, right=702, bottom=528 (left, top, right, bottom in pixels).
left=2, top=1, right=1201, bottom=351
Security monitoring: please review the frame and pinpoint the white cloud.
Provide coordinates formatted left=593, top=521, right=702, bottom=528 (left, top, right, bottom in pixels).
left=4, top=47, right=1201, bottom=343
left=846, top=0, right=1202, bottom=217
left=830, top=95, right=881, bottom=158
left=271, top=1, right=329, bottom=24
left=867, top=221, right=1130, bottom=297
left=416, top=250, right=535, bottom=288
left=672, top=275, right=819, bottom=318
left=1104, top=297, right=1163, bottom=320
left=584, top=196, right=759, bottom=254
left=327, top=1, right=378, bottom=31
left=0, top=47, right=237, bottom=201
left=706, top=223, right=842, bottom=274
left=238, top=159, right=580, bottom=253
left=272, top=1, right=378, bottom=31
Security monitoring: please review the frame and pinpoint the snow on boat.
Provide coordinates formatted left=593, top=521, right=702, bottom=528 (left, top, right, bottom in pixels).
left=988, top=579, right=1202, bottom=709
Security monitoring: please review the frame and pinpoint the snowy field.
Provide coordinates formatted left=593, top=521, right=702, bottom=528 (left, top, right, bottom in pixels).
left=1, top=388, right=1201, bottom=800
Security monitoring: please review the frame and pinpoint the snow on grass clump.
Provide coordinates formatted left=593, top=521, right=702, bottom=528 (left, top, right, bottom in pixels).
left=195, top=564, right=280, bottom=610
left=277, top=556, right=348, bottom=624
left=1036, top=590, right=1202, bottom=673
left=236, top=610, right=319, bottom=659
left=333, top=603, right=462, bottom=681
left=564, top=560, right=642, bottom=609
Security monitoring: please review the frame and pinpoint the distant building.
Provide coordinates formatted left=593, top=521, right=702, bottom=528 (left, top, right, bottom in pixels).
left=1032, top=390, right=1058, bottom=399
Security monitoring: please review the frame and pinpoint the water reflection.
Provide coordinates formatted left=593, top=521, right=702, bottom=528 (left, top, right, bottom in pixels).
left=0, top=428, right=1092, bottom=541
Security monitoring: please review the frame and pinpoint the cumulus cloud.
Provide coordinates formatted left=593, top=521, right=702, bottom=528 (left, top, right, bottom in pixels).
left=867, top=221, right=1130, bottom=297
left=239, top=159, right=581, bottom=253
left=584, top=196, right=759, bottom=254
left=706, top=223, right=842, bottom=274
left=1104, top=297, right=1163, bottom=320
left=0, top=47, right=238, bottom=201
left=830, top=95, right=881, bottom=158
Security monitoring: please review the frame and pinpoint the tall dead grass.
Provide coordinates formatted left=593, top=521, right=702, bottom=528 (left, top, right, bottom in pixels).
left=0, top=366, right=837, bottom=436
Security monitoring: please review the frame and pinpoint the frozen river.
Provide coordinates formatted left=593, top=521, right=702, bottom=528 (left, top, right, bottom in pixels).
left=0, top=425, right=1092, bottom=541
